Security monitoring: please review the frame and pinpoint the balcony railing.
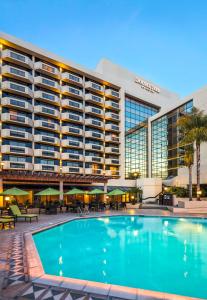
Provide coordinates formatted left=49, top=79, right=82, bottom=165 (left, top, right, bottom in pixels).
left=34, top=91, right=60, bottom=105
left=1, top=129, right=33, bottom=141
left=1, top=145, right=33, bottom=156
left=85, top=81, right=104, bottom=94
left=105, top=112, right=120, bottom=121
left=61, top=153, right=84, bottom=161
left=105, top=135, right=120, bottom=143
left=1, top=81, right=33, bottom=98
left=105, top=100, right=120, bottom=110
left=61, top=99, right=83, bottom=110
left=85, top=106, right=103, bottom=117
left=34, top=105, right=60, bottom=118
left=34, top=120, right=60, bottom=132
left=85, top=144, right=104, bottom=152
left=105, top=147, right=120, bottom=154
left=62, top=166, right=83, bottom=174
left=85, top=93, right=104, bottom=106
left=34, top=61, right=60, bottom=78
left=34, top=76, right=60, bottom=92
left=105, top=158, right=120, bottom=165
left=85, top=156, right=104, bottom=164
left=105, top=89, right=120, bottom=99
left=85, top=168, right=104, bottom=175
left=34, top=149, right=60, bottom=159
left=61, top=72, right=83, bottom=86
left=2, top=65, right=33, bottom=83
left=105, top=124, right=120, bottom=132
left=61, top=112, right=83, bottom=123
left=34, top=164, right=60, bottom=172
left=34, top=134, right=60, bottom=145
left=61, top=140, right=83, bottom=148
left=62, top=126, right=83, bottom=136
left=61, top=85, right=83, bottom=99
left=1, top=113, right=33, bottom=126
left=85, top=118, right=103, bottom=128
left=1, top=97, right=33, bottom=112
left=2, top=161, right=33, bottom=171
left=85, top=131, right=104, bottom=140
left=2, top=49, right=33, bottom=68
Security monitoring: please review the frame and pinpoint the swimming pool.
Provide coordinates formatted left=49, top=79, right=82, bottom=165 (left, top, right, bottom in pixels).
left=33, top=216, right=207, bottom=299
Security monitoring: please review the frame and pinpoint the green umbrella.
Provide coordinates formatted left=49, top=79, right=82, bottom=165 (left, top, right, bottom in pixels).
left=65, top=188, right=85, bottom=195
left=107, top=188, right=126, bottom=196
left=88, top=188, right=105, bottom=195
left=35, top=188, right=62, bottom=196
left=0, top=187, right=29, bottom=196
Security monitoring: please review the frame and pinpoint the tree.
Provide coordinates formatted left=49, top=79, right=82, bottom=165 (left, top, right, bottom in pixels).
left=182, top=144, right=194, bottom=201
left=178, top=107, right=207, bottom=200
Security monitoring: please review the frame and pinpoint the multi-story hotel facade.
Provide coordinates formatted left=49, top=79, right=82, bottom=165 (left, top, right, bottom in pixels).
left=0, top=32, right=206, bottom=201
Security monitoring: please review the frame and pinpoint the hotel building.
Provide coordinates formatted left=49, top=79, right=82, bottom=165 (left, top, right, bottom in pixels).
left=0, top=32, right=207, bottom=201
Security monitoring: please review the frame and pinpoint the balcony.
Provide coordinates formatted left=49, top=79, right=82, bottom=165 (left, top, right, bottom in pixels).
left=1, top=97, right=33, bottom=112
left=1, top=145, right=33, bottom=156
left=105, top=124, right=120, bottom=132
left=105, top=147, right=120, bottom=154
left=34, top=105, right=60, bottom=118
left=61, top=112, right=83, bottom=123
left=105, top=158, right=120, bottom=165
left=62, top=126, right=83, bottom=136
left=85, top=156, right=104, bottom=164
left=1, top=129, right=33, bottom=141
left=1, top=65, right=33, bottom=83
left=85, top=106, right=103, bottom=117
left=85, top=144, right=104, bottom=152
left=34, top=61, right=60, bottom=78
left=85, top=131, right=104, bottom=140
left=61, top=72, right=83, bottom=86
left=61, top=153, right=84, bottom=161
left=105, top=100, right=120, bottom=110
left=61, top=139, right=83, bottom=148
left=34, top=149, right=60, bottom=159
left=105, top=170, right=120, bottom=177
left=2, top=161, right=33, bottom=171
left=85, top=81, right=104, bottom=94
left=85, top=93, right=104, bottom=106
left=34, top=164, right=60, bottom=172
left=34, top=134, right=60, bottom=145
left=85, top=168, right=104, bottom=175
left=105, top=135, right=120, bottom=143
left=34, top=91, right=60, bottom=106
left=1, top=81, right=33, bottom=98
left=34, top=120, right=60, bottom=132
left=1, top=113, right=33, bottom=127
left=105, top=112, right=120, bottom=122
left=34, top=76, right=60, bottom=92
left=105, top=89, right=120, bottom=100
left=62, top=166, right=83, bottom=174
left=61, top=85, right=83, bottom=99
left=62, top=99, right=83, bottom=111
left=2, top=49, right=33, bottom=68
left=85, top=118, right=103, bottom=128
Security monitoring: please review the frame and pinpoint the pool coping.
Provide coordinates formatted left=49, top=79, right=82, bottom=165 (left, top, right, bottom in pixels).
left=24, top=214, right=205, bottom=300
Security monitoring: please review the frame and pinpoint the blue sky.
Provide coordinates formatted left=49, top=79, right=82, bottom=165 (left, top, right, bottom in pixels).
left=1, top=0, right=207, bottom=97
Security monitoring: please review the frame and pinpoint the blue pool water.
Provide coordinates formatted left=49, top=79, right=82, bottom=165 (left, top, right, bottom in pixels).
left=34, top=216, right=207, bottom=299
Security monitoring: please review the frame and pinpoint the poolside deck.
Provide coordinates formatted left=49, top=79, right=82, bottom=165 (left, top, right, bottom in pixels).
left=0, top=209, right=206, bottom=300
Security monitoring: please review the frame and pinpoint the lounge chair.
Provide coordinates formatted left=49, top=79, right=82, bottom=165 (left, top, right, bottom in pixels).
left=0, top=217, right=15, bottom=229
left=10, top=205, right=38, bottom=223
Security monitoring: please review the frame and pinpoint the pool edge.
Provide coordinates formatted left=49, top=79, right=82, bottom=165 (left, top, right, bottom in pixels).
left=25, top=214, right=204, bottom=300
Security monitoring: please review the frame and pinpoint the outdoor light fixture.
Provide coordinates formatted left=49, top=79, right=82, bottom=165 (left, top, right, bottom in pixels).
left=197, top=190, right=202, bottom=195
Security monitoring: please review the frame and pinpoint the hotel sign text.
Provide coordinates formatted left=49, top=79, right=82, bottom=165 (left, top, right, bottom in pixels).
left=135, top=78, right=160, bottom=94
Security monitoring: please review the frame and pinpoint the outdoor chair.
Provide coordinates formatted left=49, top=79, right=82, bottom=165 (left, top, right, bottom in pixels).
left=10, top=205, right=38, bottom=223
left=0, top=217, right=15, bottom=229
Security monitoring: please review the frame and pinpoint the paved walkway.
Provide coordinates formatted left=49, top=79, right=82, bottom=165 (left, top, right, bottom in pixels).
left=0, top=209, right=206, bottom=300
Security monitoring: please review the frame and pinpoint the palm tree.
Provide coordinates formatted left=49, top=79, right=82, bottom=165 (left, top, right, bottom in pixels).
left=182, top=144, right=194, bottom=201
left=178, top=107, right=207, bottom=200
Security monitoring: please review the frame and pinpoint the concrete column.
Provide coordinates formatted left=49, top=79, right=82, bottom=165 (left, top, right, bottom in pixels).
left=0, top=178, right=3, bottom=207
left=59, top=179, right=64, bottom=202
left=103, top=181, right=107, bottom=202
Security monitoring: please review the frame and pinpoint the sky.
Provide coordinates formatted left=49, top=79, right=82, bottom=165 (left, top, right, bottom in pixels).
left=0, top=0, right=207, bottom=97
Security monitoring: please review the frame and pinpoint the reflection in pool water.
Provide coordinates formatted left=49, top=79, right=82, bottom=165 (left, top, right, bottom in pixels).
left=34, top=216, right=207, bottom=299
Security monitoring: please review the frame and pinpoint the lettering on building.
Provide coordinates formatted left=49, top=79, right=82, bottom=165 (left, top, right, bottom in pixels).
left=135, top=78, right=160, bottom=94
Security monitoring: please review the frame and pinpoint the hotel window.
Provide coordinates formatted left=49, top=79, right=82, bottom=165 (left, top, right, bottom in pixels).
left=151, top=100, right=193, bottom=179
left=10, top=51, right=26, bottom=62
left=125, top=96, right=159, bottom=179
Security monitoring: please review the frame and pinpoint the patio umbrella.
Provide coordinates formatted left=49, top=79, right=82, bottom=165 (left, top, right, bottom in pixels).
left=107, top=189, right=126, bottom=209
left=35, top=188, right=62, bottom=196
left=87, top=188, right=105, bottom=195
left=107, top=189, right=126, bottom=196
left=0, top=187, right=29, bottom=196
left=0, top=187, right=29, bottom=206
left=65, top=188, right=85, bottom=195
